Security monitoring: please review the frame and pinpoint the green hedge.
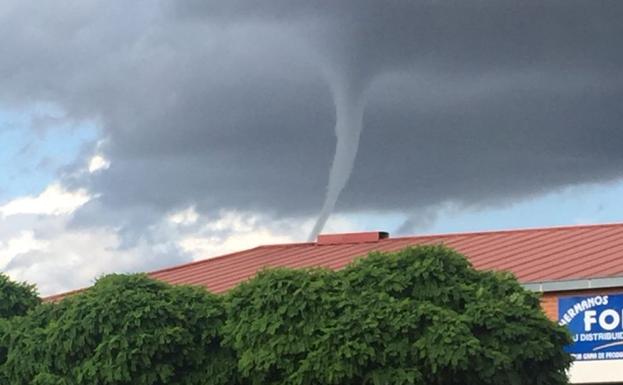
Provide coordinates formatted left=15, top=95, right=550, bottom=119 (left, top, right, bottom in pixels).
left=0, top=273, right=40, bottom=319
left=0, top=246, right=572, bottom=385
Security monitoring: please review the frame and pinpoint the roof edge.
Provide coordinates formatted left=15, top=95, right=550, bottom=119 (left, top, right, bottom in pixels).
left=523, top=275, right=623, bottom=293
left=146, top=245, right=266, bottom=276
left=391, top=221, right=623, bottom=242
left=141, top=222, right=623, bottom=278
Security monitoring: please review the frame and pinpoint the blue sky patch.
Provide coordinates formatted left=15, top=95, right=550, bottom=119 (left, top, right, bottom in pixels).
left=0, top=105, right=99, bottom=202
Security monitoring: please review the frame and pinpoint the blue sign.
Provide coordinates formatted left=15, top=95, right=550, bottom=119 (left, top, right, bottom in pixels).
left=558, top=294, right=623, bottom=361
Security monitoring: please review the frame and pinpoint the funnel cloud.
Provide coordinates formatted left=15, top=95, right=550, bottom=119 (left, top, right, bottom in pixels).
left=309, top=73, right=369, bottom=240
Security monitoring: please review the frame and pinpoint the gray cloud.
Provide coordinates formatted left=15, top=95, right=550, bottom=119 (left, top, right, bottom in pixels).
left=1, top=0, right=622, bottom=241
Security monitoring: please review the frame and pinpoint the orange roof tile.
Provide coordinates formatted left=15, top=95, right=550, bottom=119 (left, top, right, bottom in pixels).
left=45, top=222, right=623, bottom=301
left=149, top=222, right=623, bottom=293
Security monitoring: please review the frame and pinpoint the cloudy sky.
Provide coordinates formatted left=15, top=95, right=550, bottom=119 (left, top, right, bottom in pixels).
left=1, top=0, right=622, bottom=295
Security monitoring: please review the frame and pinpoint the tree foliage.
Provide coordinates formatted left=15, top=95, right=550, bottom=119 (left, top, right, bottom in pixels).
left=0, top=273, right=40, bottom=319
left=0, top=274, right=235, bottom=385
left=224, top=246, right=571, bottom=385
left=0, top=273, right=42, bottom=384
left=0, top=246, right=571, bottom=385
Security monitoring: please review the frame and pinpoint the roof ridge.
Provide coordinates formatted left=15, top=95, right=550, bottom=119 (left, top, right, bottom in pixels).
left=388, top=222, right=623, bottom=241
left=147, top=242, right=311, bottom=277
left=147, top=245, right=266, bottom=276
left=45, top=221, right=623, bottom=301
left=148, top=223, right=623, bottom=276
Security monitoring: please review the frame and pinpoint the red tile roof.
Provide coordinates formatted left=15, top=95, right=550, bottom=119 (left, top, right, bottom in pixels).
left=46, top=222, right=623, bottom=301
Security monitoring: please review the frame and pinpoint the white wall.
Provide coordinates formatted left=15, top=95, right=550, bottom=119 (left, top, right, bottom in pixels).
left=569, top=360, right=623, bottom=384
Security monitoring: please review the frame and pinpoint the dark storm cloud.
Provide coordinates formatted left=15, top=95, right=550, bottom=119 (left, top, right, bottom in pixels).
left=2, top=1, right=622, bottom=234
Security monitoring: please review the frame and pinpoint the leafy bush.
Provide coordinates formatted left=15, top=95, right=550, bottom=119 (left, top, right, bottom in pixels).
left=0, top=274, right=235, bottom=385
left=224, top=246, right=571, bottom=385
left=0, top=273, right=42, bottom=384
left=0, top=273, right=40, bottom=319
left=0, top=246, right=571, bottom=385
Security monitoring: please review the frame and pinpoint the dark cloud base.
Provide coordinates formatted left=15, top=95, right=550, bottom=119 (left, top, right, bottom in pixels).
left=1, top=0, right=621, bottom=235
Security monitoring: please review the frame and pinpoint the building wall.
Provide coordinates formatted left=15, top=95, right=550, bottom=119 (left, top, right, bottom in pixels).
left=540, top=288, right=623, bottom=321
left=539, top=288, right=623, bottom=385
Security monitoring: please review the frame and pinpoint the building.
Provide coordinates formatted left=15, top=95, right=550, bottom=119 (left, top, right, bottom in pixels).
left=48, top=223, right=623, bottom=384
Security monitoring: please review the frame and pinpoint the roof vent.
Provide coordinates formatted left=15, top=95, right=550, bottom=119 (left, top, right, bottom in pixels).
left=316, top=231, right=389, bottom=245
